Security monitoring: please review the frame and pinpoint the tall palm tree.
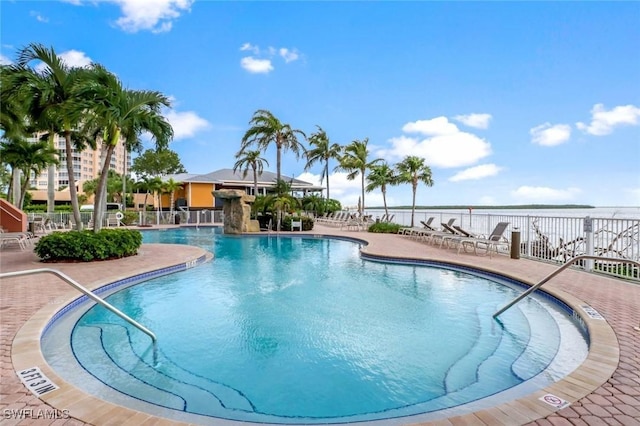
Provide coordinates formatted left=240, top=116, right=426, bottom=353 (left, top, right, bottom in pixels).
left=240, top=110, right=306, bottom=183
left=233, top=149, right=269, bottom=196
left=82, top=65, right=173, bottom=232
left=395, top=155, right=434, bottom=227
left=337, top=138, right=381, bottom=216
left=304, top=125, right=342, bottom=200
left=11, top=43, right=96, bottom=225
left=162, top=178, right=182, bottom=219
left=366, top=162, right=396, bottom=220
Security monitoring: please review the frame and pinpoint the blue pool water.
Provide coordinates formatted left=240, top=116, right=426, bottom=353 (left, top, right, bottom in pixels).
left=42, top=228, right=588, bottom=424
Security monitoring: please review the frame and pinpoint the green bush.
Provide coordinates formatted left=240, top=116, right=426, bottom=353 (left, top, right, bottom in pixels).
left=35, top=229, right=142, bottom=262
left=122, top=211, right=138, bottom=226
left=281, top=215, right=314, bottom=231
left=368, top=222, right=402, bottom=233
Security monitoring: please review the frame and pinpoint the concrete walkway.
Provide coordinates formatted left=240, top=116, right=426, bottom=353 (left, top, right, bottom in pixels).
left=0, top=225, right=638, bottom=425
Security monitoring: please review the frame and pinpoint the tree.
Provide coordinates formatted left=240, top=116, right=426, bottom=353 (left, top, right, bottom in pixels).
left=0, top=137, right=58, bottom=208
left=366, top=162, right=396, bottom=220
left=337, top=138, right=381, bottom=216
left=304, top=125, right=342, bottom=200
left=233, top=150, right=269, bottom=197
left=240, top=110, right=306, bottom=183
left=11, top=43, right=97, bottom=225
left=82, top=65, right=173, bottom=232
left=162, top=178, right=182, bottom=219
left=395, top=155, right=434, bottom=227
left=131, top=148, right=186, bottom=178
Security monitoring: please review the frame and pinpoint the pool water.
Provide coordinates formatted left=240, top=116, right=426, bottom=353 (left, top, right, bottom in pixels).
left=43, top=228, right=588, bottom=424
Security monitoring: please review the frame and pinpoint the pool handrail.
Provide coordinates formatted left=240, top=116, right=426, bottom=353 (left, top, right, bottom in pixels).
left=493, top=255, right=640, bottom=318
left=0, top=268, right=158, bottom=361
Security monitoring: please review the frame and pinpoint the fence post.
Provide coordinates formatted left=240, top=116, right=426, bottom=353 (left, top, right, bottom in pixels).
left=584, top=216, right=594, bottom=272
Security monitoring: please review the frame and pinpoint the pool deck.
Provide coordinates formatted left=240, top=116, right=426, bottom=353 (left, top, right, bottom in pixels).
left=0, top=224, right=639, bottom=425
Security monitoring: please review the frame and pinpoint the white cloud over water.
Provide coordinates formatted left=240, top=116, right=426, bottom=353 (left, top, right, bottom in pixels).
left=449, top=164, right=502, bottom=182
left=379, top=116, right=492, bottom=168
left=530, top=123, right=572, bottom=146
left=576, top=103, right=640, bottom=136
left=511, top=186, right=581, bottom=202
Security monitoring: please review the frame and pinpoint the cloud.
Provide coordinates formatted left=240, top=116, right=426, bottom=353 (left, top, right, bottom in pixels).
left=449, top=164, right=503, bottom=182
left=530, top=123, right=572, bottom=146
left=30, top=11, right=49, bottom=23
left=378, top=116, right=492, bottom=168
left=164, top=110, right=210, bottom=140
left=35, top=49, right=92, bottom=73
left=108, top=0, right=194, bottom=33
left=0, top=54, right=12, bottom=65
left=297, top=171, right=366, bottom=205
left=239, top=43, right=300, bottom=73
left=240, top=57, right=274, bottom=74
left=279, top=48, right=299, bottom=63
left=511, top=186, right=581, bottom=202
left=453, top=113, right=492, bottom=129
left=576, top=103, right=640, bottom=136
left=402, top=116, right=459, bottom=136
left=61, top=0, right=82, bottom=5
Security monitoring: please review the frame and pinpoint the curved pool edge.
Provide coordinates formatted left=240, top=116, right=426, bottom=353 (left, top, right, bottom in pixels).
left=10, top=232, right=621, bottom=425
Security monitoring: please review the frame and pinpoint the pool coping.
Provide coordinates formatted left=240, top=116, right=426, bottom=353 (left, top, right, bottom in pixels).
left=7, top=229, right=623, bottom=425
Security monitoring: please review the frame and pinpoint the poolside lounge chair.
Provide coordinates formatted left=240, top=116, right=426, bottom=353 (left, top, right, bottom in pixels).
left=420, top=217, right=437, bottom=231
left=0, top=230, right=32, bottom=250
left=457, top=222, right=511, bottom=257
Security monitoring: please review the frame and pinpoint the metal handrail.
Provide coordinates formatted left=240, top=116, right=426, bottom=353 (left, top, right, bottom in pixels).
left=493, top=255, right=640, bottom=318
left=0, top=268, right=158, bottom=362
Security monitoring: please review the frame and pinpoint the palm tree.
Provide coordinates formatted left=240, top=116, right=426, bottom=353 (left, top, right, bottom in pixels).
left=304, top=125, right=342, bottom=200
left=366, top=162, right=396, bottom=220
left=162, top=178, right=182, bottom=220
left=240, top=110, right=306, bottom=183
left=11, top=43, right=96, bottom=226
left=337, top=138, right=381, bottom=216
left=0, top=138, right=59, bottom=208
left=82, top=65, right=173, bottom=232
left=395, top=155, right=434, bottom=227
left=233, top=149, right=269, bottom=196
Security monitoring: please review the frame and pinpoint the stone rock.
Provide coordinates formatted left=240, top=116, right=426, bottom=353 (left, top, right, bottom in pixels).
left=213, top=190, right=256, bottom=234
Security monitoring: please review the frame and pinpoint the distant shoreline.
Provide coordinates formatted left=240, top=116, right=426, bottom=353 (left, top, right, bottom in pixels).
left=370, top=204, right=596, bottom=210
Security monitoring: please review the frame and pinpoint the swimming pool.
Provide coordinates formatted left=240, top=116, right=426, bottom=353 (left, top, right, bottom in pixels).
left=42, top=228, right=588, bottom=424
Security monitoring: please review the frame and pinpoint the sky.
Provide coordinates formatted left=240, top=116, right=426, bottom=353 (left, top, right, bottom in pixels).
left=2, top=0, right=639, bottom=208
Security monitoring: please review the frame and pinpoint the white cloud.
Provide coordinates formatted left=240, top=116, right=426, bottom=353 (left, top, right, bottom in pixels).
left=378, top=132, right=492, bottom=168
left=511, top=186, right=581, bottom=202
left=61, top=0, right=82, bottom=5
left=240, top=43, right=260, bottom=55
left=110, top=0, right=194, bottom=33
left=279, top=48, right=299, bottom=63
left=530, top=123, right=572, bottom=146
left=240, top=57, right=273, bottom=74
left=576, top=103, right=640, bottom=136
left=0, top=54, right=12, bottom=65
left=164, top=110, right=210, bottom=140
left=30, top=11, right=49, bottom=23
left=453, top=113, right=492, bottom=129
left=449, top=164, right=503, bottom=182
left=297, top=171, right=367, bottom=206
left=35, top=49, right=92, bottom=73
left=402, top=116, right=459, bottom=136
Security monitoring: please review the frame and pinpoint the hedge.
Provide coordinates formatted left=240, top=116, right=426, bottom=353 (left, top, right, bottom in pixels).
left=35, top=229, right=143, bottom=262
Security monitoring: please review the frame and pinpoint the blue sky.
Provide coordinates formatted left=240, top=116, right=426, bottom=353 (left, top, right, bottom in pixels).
left=2, top=1, right=639, bottom=207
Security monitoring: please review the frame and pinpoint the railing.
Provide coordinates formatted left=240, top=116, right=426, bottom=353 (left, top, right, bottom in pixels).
left=493, top=256, right=640, bottom=318
left=0, top=268, right=158, bottom=363
left=367, top=209, right=640, bottom=281
left=26, top=210, right=224, bottom=228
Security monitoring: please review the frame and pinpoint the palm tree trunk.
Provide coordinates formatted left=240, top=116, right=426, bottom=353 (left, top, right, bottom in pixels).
left=94, top=144, right=116, bottom=232
left=325, top=162, right=330, bottom=200
left=65, top=131, right=83, bottom=230
left=360, top=170, right=365, bottom=216
left=253, top=166, right=258, bottom=196
left=382, top=186, right=388, bottom=218
left=411, top=182, right=417, bottom=227
left=18, top=175, right=29, bottom=209
left=276, top=144, right=282, bottom=182
left=9, top=168, right=19, bottom=204
left=47, top=132, right=56, bottom=214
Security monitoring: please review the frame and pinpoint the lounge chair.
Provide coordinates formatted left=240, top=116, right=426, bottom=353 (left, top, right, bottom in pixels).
left=457, top=222, right=511, bottom=257
left=420, top=217, right=436, bottom=231
left=421, top=218, right=457, bottom=244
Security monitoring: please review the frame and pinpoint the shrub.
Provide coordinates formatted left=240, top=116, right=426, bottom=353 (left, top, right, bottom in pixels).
left=281, top=215, right=314, bottom=231
left=368, top=222, right=402, bottom=234
left=35, top=229, right=143, bottom=262
left=122, top=211, right=138, bottom=226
